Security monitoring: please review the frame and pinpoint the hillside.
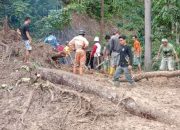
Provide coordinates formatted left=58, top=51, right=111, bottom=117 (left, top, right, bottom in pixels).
left=0, top=29, right=180, bottom=130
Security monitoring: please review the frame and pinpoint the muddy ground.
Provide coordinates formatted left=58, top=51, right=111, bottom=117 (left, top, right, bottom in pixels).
left=0, top=57, right=180, bottom=130
left=0, top=31, right=180, bottom=130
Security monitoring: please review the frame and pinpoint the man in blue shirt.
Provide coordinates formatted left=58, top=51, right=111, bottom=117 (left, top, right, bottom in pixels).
left=44, top=33, right=59, bottom=49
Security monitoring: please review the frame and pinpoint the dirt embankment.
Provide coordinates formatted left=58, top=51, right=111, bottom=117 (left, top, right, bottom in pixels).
left=58, top=12, right=116, bottom=44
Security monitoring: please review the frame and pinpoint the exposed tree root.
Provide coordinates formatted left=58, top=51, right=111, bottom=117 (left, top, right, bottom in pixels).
left=59, top=104, right=75, bottom=129
left=15, top=73, right=41, bottom=87
left=20, top=78, right=93, bottom=126
left=21, top=88, right=36, bottom=124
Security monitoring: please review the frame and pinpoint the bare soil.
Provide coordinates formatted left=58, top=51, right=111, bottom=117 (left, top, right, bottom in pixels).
left=1, top=60, right=180, bottom=130
left=0, top=30, right=180, bottom=130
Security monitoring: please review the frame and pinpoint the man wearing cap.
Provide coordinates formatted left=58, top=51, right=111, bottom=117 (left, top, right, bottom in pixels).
left=69, top=30, right=89, bottom=75
left=157, top=38, right=179, bottom=71
left=109, top=29, right=121, bottom=75
left=90, top=36, right=101, bottom=69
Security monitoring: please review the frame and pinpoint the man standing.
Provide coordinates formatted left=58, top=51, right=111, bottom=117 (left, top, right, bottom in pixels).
left=109, top=29, right=121, bottom=75
left=103, top=34, right=111, bottom=73
left=69, top=30, right=89, bottom=75
left=157, top=38, right=179, bottom=71
left=132, top=35, right=142, bottom=72
left=112, top=35, right=134, bottom=86
left=90, top=36, right=101, bottom=69
left=20, top=17, right=32, bottom=63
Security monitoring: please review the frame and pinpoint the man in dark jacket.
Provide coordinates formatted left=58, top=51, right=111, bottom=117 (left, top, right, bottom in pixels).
left=112, top=35, right=134, bottom=86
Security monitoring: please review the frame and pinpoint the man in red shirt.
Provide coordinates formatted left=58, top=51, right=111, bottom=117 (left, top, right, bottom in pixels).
left=90, top=36, right=101, bottom=69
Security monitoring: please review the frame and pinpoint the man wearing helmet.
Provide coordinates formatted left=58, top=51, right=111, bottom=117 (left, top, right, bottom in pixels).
left=69, top=30, right=89, bottom=75
left=90, top=36, right=101, bottom=69
left=157, top=38, right=179, bottom=71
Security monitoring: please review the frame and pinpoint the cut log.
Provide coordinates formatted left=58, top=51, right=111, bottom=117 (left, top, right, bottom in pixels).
left=38, top=68, right=180, bottom=126
left=121, top=70, right=180, bottom=82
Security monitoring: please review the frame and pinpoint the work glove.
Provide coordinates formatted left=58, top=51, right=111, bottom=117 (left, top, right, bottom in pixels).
left=128, top=65, right=132, bottom=70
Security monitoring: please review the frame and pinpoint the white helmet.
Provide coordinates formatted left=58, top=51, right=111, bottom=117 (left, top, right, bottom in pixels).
left=94, top=36, right=99, bottom=42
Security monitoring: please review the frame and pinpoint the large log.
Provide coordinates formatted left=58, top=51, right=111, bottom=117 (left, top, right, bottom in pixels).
left=38, top=68, right=180, bottom=126
left=121, top=70, right=180, bottom=82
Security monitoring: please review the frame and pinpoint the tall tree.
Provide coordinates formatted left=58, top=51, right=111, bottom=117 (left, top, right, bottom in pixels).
left=144, top=0, right=152, bottom=71
left=100, top=0, right=104, bottom=42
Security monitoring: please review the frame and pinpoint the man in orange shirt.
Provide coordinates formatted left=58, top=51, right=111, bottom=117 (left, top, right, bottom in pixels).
left=132, top=35, right=142, bottom=72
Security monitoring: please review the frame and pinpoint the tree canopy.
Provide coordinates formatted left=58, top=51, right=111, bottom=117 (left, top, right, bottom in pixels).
left=0, top=0, right=179, bottom=45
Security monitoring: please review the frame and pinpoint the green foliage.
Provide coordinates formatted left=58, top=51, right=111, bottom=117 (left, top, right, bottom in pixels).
left=176, top=45, right=180, bottom=57
left=152, top=0, right=180, bottom=39
left=0, top=0, right=179, bottom=46
left=12, top=1, right=30, bottom=17
left=0, top=0, right=65, bottom=37
left=47, top=9, right=71, bottom=30
left=152, top=0, right=180, bottom=65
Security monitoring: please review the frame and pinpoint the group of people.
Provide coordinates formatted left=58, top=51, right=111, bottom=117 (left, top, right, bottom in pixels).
left=102, top=30, right=141, bottom=86
left=18, top=17, right=179, bottom=87
left=67, top=29, right=140, bottom=86
left=68, top=28, right=179, bottom=87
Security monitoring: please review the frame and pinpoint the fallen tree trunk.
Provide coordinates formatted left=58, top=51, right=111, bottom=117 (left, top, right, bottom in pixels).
left=38, top=68, right=180, bottom=126
left=120, top=70, right=180, bottom=82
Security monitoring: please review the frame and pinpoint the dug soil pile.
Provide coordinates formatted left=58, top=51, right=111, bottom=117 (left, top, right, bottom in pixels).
left=0, top=30, right=180, bottom=130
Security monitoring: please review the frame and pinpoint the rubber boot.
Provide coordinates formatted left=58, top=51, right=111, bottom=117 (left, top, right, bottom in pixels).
left=109, top=67, right=115, bottom=76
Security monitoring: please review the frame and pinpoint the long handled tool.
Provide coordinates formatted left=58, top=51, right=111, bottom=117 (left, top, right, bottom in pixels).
left=175, top=59, right=180, bottom=70
left=95, top=58, right=110, bottom=69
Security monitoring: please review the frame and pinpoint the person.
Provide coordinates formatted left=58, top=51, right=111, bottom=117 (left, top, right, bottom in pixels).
left=112, top=35, right=134, bottom=87
left=64, top=41, right=71, bottom=56
left=19, top=17, right=32, bottom=63
left=90, top=36, right=101, bottom=69
left=44, top=33, right=59, bottom=49
left=157, top=38, right=179, bottom=71
left=103, top=34, right=111, bottom=73
left=63, top=41, right=73, bottom=65
left=109, top=29, right=121, bottom=75
left=132, top=35, right=142, bottom=72
left=54, top=44, right=66, bottom=64
left=69, top=30, right=89, bottom=75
